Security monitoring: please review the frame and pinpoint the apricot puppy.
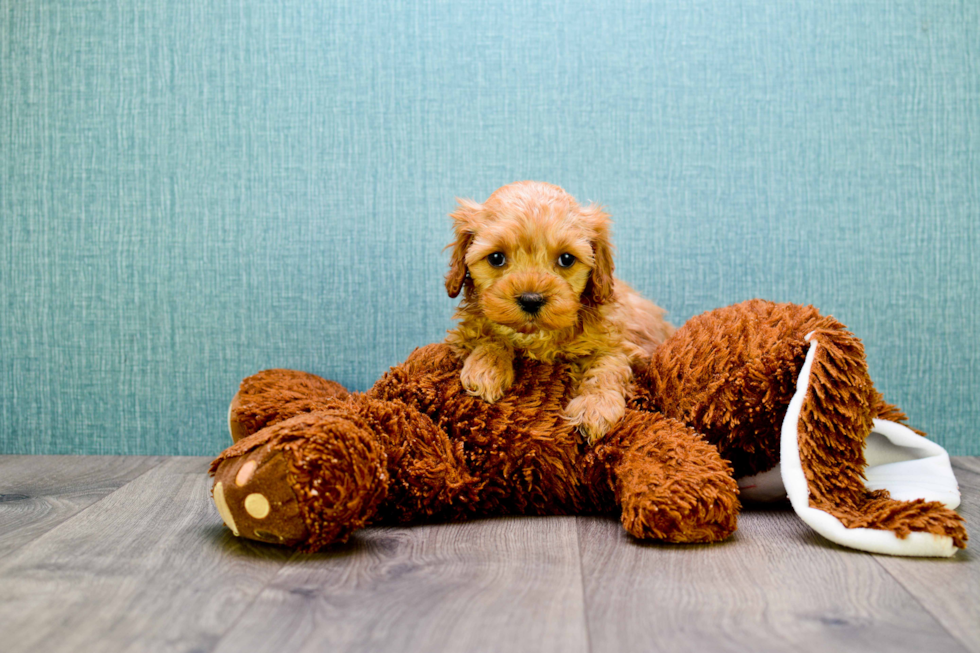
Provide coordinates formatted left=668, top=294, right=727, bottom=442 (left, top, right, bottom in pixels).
left=445, top=181, right=674, bottom=444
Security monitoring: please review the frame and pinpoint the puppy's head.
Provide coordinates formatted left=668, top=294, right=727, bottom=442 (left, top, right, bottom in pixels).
left=445, top=181, right=615, bottom=334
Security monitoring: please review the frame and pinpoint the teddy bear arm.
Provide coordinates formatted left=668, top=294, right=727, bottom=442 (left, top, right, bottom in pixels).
left=366, top=343, right=466, bottom=411
left=598, top=410, right=739, bottom=544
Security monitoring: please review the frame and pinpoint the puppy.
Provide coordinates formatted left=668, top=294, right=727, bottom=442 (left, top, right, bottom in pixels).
left=444, top=181, right=674, bottom=444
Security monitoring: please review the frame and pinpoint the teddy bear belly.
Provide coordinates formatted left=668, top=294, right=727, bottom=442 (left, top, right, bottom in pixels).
left=455, top=447, right=598, bottom=518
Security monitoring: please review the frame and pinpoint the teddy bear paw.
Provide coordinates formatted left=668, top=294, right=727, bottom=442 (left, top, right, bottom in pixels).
left=564, top=390, right=626, bottom=445
left=211, top=441, right=310, bottom=547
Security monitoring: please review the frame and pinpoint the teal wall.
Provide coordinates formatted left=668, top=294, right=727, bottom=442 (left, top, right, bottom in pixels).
left=2, top=1, right=978, bottom=456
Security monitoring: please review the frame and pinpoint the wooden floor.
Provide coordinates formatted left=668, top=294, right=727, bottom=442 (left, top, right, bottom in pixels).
left=0, top=456, right=977, bottom=653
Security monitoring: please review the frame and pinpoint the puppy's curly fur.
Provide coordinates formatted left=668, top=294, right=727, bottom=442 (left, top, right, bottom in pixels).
left=445, top=181, right=674, bottom=443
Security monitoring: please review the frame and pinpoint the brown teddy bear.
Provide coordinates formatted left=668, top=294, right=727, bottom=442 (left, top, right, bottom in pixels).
left=210, top=299, right=966, bottom=557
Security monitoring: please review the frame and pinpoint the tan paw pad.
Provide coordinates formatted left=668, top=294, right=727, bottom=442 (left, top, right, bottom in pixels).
left=236, top=460, right=257, bottom=486
left=244, top=493, right=271, bottom=519
left=212, top=482, right=240, bottom=537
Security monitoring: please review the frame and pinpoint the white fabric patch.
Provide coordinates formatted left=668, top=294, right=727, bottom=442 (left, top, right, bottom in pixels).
left=737, top=464, right=786, bottom=502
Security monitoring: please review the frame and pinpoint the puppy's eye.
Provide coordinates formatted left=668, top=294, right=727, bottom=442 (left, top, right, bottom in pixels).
left=557, top=253, right=576, bottom=268
left=487, top=252, right=507, bottom=268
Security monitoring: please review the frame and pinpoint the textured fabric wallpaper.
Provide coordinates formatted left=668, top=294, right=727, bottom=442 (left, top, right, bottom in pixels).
left=1, top=1, right=978, bottom=455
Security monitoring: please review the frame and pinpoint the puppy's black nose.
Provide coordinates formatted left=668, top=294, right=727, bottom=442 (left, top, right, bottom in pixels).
left=517, top=293, right=547, bottom=315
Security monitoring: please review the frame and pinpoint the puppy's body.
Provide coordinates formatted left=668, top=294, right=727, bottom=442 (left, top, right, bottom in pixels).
left=445, top=181, right=674, bottom=443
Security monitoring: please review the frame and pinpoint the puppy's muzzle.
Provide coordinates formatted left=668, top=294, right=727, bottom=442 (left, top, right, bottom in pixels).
left=516, top=293, right=547, bottom=315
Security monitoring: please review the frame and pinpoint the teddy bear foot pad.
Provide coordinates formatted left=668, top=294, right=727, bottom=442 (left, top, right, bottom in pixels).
left=212, top=441, right=310, bottom=546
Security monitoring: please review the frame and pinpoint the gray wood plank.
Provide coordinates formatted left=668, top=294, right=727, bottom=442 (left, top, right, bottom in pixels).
left=0, top=455, right=165, bottom=557
left=872, top=457, right=980, bottom=652
left=953, top=457, right=980, bottom=476
left=578, top=505, right=970, bottom=653
left=0, top=457, right=292, bottom=653
left=2, top=455, right=974, bottom=653
left=211, top=516, right=589, bottom=653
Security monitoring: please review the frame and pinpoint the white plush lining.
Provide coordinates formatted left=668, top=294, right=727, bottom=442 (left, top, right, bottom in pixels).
left=864, top=421, right=961, bottom=509
left=778, top=335, right=960, bottom=557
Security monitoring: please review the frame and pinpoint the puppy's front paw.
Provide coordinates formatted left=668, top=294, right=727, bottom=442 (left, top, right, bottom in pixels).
left=565, top=390, right=626, bottom=445
left=460, top=347, right=515, bottom=403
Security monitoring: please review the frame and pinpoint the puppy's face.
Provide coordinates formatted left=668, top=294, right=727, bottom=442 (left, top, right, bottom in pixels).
left=446, top=182, right=614, bottom=335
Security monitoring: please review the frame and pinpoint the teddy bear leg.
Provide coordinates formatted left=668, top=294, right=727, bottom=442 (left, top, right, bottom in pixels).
left=228, top=369, right=349, bottom=443
left=211, top=396, right=476, bottom=551
left=604, top=411, right=740, bottom=544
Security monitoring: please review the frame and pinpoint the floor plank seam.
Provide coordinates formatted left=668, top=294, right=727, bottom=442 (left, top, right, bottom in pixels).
left=575, top=517, right=595, bottom=653
left=868, top=458, right=978, bottom=653
left=203, top=547, right=303, bottom=653
left=872, top=555, right=973, bottom=653
left=0, top=456, right=169, bottom=565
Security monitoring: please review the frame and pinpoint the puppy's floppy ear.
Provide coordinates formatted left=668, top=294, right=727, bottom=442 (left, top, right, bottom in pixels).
left=445, top=198, right=482, bottom=298
left=580, top=204, right=616, bottom=305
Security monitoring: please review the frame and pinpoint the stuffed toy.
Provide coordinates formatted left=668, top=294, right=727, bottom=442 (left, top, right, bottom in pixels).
left=209, top=299, right=966, bottom=557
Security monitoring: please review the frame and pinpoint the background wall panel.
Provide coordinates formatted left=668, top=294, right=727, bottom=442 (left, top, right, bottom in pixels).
left=1, top=0, right=977, bottom=455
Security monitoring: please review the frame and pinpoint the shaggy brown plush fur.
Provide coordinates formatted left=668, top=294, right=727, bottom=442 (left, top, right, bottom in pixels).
left=212, top=344, right=740, bottom=551
left=210, top=300, right=966, bottom=552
